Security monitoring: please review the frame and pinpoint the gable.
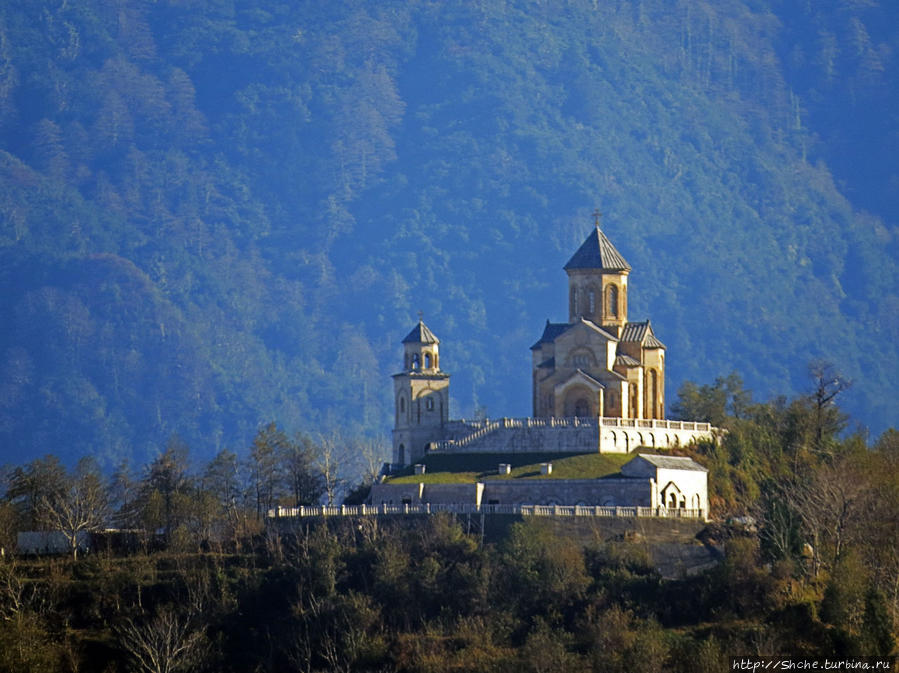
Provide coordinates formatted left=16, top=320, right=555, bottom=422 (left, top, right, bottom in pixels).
left=554, top=320, right=617, bottom=368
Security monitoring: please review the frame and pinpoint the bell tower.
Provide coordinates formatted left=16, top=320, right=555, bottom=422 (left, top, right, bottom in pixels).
left=564, top=210, right=631, bottom=336
left=392, top=319, right=450, bottom=467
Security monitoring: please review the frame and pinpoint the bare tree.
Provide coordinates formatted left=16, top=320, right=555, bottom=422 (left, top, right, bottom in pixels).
left=781, top=457, right=874, bottom=577
left=315, top=433, right=347, bottom=506
left=0, top=558, right=25, bottom=621
left=117, top=607, right=206, bottom=673
left=40, top=458, right=109, bottom=560
left=808, top=360, right=850, bottom=454
left=357, top=436, right=389, bottom=485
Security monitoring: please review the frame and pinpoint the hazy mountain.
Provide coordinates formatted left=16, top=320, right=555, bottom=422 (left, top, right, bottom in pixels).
left=1, top=0, right=896, bottom=468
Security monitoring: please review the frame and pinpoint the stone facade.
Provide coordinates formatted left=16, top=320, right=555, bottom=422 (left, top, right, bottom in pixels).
left=531, top=225, right=666, bottom=421
left=392, top=321, right=451, bottom=465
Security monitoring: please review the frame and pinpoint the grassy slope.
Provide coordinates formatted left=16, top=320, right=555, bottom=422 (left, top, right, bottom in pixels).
left=385, top=451, right=632, bottom=484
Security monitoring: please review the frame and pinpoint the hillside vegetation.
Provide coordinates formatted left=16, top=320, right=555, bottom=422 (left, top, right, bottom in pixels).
left=0, top=378, right=897, bottom=668
left=0, top=0, right=897, bottom=467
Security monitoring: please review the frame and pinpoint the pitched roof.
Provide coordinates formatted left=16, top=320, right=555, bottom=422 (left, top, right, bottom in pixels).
left=615, top=353, right=641, bottom=367
left=620, top=321, right=666, bottom=349
left=530, top=321, right=570, bottom=350
left=568, top=368, right=606, bottom=389
left=644, top=333, right=665, bottom=349
left=579, top=318, right=619, bottom=342
left=634, top=454, right=708, bottom=472
left=402, top=320, right=439, bottom=344
left=564, top=227, right=631, bottom=272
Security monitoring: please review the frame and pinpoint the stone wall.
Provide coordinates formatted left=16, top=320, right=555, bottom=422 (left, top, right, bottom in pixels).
left=422, top=483, right=484, bottom=505
left=599, top=418, right=715, bottom=453
left=369, top=482, right=423, bottom=505
left=371, top=478, right=656, bottom=509
left=431, top=417, right=715, bottom=455
left=480, top=478, right=654, bottom=507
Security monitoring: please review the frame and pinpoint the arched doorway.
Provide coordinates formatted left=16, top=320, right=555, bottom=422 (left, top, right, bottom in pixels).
left=574, top=398, right=590, bottom=417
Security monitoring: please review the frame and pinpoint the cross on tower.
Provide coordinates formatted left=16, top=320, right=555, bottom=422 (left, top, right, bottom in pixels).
left=592, top=208, right=602, bottom=228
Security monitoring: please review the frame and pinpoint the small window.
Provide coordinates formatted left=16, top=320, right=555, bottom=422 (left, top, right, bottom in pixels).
left=412, top=353, right=420, bottom=369
left=399, top=397, right=405, bottom=413
left=426, top=397, right=434, bottom=411
left=607, top=284, right=619, bottom=317
left=424, top=353, right=431, bottom=368
left=588, top=288, right=596, bottom=313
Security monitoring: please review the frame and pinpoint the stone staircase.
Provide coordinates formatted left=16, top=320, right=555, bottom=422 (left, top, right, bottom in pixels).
left=433, top=417, right=600, bottom=454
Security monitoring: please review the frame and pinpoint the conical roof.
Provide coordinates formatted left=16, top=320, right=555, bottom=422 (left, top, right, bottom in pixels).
left=402, top=320, right=439, bottom=344
left=564, top=226, right=631, bottom=272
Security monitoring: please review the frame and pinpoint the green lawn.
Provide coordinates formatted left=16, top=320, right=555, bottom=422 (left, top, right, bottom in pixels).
left=385, top=452, right=632, bottom=484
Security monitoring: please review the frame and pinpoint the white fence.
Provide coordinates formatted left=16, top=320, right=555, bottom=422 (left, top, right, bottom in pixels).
left=268, top=504, right=704, bottom=520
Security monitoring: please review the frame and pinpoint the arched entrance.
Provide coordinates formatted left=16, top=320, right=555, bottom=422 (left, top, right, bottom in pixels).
left=563, top=385, right=595, bottom=418
left=574, top=397, right=590, bottom=417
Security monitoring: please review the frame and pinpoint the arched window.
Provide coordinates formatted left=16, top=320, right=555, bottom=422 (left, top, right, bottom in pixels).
left=607, top=284, right=619, bottom=317
left=412, top=353, right=420, bottom=370
left=570, top=286, right=578, bottom=316
left=424, top=353, right=431, bottom=368
left=426, top=397, right=434, bottom=411
left=398, top=444, right=405, bottom=464
left=649, top=369, right=658, bottom=419
left=568, top=350, right=594, bottom=368
left=399, top=397, right=405, bottom=413
left=588, top=288, right=596, bottom=314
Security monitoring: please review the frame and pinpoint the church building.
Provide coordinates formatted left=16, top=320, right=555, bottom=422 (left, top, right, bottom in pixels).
left=531, top=220, right=665, bottom=421
left=390, top=216, right=714, bottom=467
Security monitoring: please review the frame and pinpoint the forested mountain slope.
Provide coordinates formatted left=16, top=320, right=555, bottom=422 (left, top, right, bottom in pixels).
left=1, top=0, right=896, bottom=468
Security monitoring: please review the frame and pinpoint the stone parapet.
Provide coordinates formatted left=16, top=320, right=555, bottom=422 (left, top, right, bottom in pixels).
left=431, top=417, right=716, bottom=454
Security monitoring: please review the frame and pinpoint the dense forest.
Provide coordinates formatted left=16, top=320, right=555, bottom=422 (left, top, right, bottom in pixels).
left=0, top=377, right=896, bottom=671
left=1, top=0, right=897, bottom=468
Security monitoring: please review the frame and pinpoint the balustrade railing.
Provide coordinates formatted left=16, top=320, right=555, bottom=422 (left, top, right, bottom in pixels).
left=268, top=504, right=704, bottom=520
left=431, top=416, right=712, bottom=453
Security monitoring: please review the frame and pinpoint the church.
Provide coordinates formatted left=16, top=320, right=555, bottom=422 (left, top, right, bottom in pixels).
left=390, top=217, right=715, bottom=468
